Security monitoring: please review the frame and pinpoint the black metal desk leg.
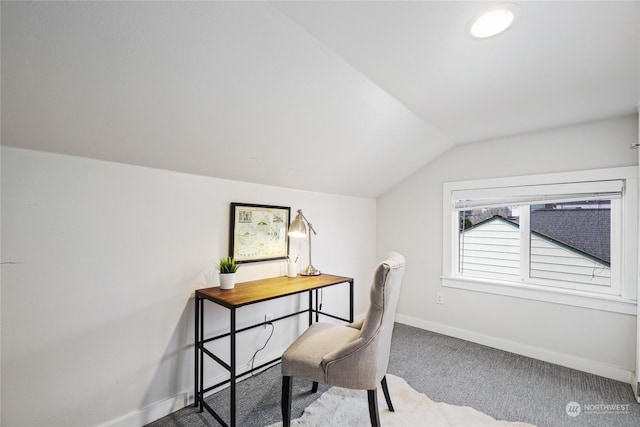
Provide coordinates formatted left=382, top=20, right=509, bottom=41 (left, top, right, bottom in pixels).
left=198, top=297, right=204, bottom=412
left=194, top=294, right=199, bottom=408
left=230, top=307, right=237, bottom=427
left=315, top=289, right=319, bottom=322
left=349, top=280, right=354, bottom=322
left=308, top=291, right=312, bottom=326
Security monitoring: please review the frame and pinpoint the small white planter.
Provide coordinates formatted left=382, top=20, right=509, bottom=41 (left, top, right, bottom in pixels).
left=219, top=273, right=237, bottom=290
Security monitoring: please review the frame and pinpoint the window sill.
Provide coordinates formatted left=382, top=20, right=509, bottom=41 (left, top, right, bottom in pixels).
left=441, top=276, right=636, bottom=315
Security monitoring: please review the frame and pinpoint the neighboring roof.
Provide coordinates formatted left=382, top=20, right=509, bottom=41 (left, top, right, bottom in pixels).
left=463, top=211, right=610, bottom=266
left=463, top=215, right=516, bottom=232
left=530, top=209, right=610, bottom=264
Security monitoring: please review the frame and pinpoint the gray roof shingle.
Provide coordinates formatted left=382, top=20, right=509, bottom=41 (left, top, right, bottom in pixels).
left=530, top=208, right=610, bottom=264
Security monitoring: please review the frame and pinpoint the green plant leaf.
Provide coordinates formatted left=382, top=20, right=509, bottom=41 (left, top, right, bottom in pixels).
left=216, top=256, right=239, bottom=273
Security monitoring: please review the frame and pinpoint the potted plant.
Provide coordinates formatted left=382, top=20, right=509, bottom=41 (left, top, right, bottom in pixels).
left=216, top=256, right=239, bottom=290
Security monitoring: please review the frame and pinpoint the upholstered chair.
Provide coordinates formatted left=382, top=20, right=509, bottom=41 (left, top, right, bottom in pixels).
left=281, top=252, right=406, bottom=427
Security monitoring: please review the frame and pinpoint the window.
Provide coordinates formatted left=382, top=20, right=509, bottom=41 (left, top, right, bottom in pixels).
left=442, top=167, right=637, bottom=314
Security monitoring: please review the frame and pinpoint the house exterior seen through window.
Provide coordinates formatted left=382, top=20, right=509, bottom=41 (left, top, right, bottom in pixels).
left=442, top=167, right=637, bottom=314
left=458, top=200, right=612, bottom=288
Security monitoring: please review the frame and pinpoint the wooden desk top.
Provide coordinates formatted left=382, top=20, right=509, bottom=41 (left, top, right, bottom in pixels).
left=196, top=274, right=353, bottom=308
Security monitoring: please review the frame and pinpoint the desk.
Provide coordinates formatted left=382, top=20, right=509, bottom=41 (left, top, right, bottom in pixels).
left=194, top=274, right=354, bottom=426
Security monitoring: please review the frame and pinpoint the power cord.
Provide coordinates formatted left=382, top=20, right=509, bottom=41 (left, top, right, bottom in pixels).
left=248, top=321, right=274, bottom=377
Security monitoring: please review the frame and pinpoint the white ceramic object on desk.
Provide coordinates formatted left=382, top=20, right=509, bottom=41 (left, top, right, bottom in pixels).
left=219, top=273, right=237, bottom=290
left=287, top=262, right=297, bottom=278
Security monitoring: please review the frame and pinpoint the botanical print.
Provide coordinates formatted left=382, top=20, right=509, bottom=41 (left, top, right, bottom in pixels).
left=231, top=204, right=289, bottom=262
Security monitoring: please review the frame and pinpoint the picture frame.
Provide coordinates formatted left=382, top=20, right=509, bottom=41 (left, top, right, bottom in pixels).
left=229, top=203, right=291, bottom=263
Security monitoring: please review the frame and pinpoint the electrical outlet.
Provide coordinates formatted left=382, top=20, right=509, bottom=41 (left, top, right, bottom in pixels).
left=265, top=313, right=273, bottom=328
left=436, top=292, right=444, bottom=304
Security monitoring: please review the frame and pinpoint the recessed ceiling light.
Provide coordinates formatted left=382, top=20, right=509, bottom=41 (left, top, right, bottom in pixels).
left=468, top=5, right=517, bottom=39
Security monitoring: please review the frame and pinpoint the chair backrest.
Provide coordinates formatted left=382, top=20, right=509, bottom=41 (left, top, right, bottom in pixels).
left=358, top=251, right=405, bottom=381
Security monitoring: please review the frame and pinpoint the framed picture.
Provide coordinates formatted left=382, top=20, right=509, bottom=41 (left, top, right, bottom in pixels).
left=229, top=203, right=291, bottom=263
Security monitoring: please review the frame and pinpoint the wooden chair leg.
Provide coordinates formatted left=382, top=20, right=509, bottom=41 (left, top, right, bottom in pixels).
left=367, top=389, right=381, bottom=427
left=311, top=381, right=319, bottom=393
left=381, top=375, right=394, bottom=412
left=282, top=376, right=293, bottom=427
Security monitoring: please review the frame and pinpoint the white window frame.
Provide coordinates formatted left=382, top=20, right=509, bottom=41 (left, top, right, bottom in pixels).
left=442, top=167, right=637, bottom=315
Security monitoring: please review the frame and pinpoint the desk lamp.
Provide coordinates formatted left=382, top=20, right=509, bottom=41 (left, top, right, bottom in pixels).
left=288, top=209, right=320, bottom=276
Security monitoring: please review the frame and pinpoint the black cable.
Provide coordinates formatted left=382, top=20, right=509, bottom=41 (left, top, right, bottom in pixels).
left=249, top=322, right=274, bottom=377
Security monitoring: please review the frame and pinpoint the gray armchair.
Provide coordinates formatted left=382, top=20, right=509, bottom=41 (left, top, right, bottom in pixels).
left=281, top=252, right=406, bottom=427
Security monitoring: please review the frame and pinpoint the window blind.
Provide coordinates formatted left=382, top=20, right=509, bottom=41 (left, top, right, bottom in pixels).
left=451, top=179, right=624, bottom=210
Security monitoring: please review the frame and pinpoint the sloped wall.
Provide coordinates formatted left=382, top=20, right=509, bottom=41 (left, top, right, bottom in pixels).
left=0, top=147, right=376, bottom=426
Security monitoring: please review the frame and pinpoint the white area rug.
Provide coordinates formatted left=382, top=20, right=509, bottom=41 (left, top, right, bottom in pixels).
left=269, top=374, right=537, bottom=427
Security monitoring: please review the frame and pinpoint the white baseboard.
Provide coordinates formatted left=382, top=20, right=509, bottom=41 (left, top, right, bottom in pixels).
left=101, top=346, right=288, bottom=427
left=103, top=391, right=191, bottom=427
left=395, top=314, right=634, bottom=384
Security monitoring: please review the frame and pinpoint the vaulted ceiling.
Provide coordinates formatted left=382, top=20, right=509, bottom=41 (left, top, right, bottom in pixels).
left=2, top=1, right=639, bottom=197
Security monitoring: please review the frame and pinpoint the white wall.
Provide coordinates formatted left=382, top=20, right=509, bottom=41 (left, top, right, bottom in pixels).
left=0, top=147, right=376, bottom=427
left=636, top=108, right=640, bottom=402
left=377, top=114, right=639, bottom=382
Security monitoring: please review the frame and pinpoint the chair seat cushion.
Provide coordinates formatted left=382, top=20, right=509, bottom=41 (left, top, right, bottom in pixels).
left=281, top=322, right=360, bottom=383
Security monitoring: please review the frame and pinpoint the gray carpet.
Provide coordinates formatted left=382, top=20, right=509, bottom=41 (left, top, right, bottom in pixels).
left=147, top=323, right=640, bottom=427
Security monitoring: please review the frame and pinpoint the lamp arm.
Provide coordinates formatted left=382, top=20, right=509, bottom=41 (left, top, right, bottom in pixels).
left=307, top=222, right=317, bottom=235
left=298, top=211, right=317, bottom=235
left=307, top=227, right=313, bottom=267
